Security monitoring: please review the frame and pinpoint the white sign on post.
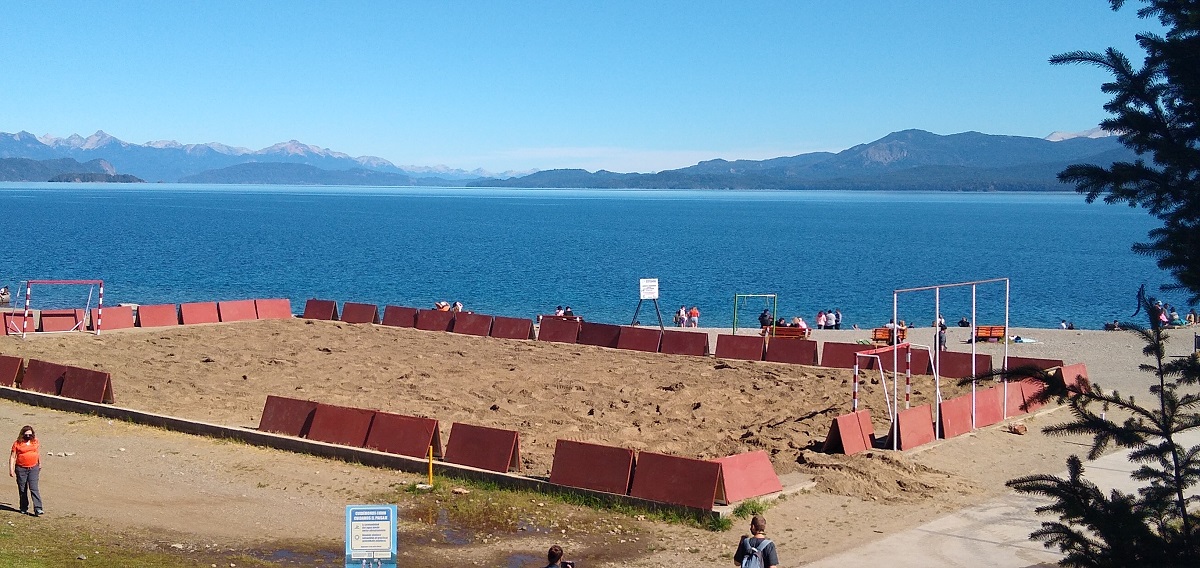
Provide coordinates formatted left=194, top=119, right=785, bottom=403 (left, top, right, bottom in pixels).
left=639, top=278, right=659, bottom=300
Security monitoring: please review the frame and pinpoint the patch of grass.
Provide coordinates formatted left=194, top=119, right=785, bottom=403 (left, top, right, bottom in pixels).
left=731, top=498, right=771, bottom=519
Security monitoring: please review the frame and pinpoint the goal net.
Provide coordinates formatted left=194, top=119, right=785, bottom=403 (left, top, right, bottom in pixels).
left=8, top=279, right=105, bottom=337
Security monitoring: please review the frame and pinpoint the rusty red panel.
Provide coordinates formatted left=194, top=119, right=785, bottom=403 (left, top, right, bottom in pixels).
left=629, top=451, right=721, bottom=510
left=302, top=298, right=339, bottom=320
left=715, top=334, right=765, bottom=361
left=974, top=386, right=1004, bottom=427
left=763, top=338, right=818, bottom=365
left=3, top=313, right=34, bottom=335
left=60, top=366, right=114, bottom=404
left=40, top=309, right=84, bottom=332
left=415, top=309, right=454, bottom=332
left=536, top=317, right=580, bottom=343
left=938, top=394, right=973, bottom=439
left=258, top=395, right=318, bottom=437
left=934, top=351, right=993, bottom=379
left=896, top=404, right=936, bottom=450
left=365, top=411, right=442, bottom=458
left=577, top=322, right=621, bottom=348
left=90, top=306, right=135, bottom=330
left=340, top=302, right=379, bottom=324
left=1019, top=379, right=1048, bottom=412
left=1056, top=362, right=1090, bottom=392
left=549, top=439, right=635, bottom=496
left=306, top=403, right=376, bottom=447
left=381, top=305, right=418, bottom=328
left=489, top=316, right=534, bottom=340
left=1005, top=356, right=1065, bottom=371
left=1004, top=381, right=1027, bottom=418
left=444, top=422, right=520, bottom=473
left=136, top=304, right=180, bottom=328
left=617, top=327, right=662, bottom=353
left=822, top=409, right=875, bottom=455
left=659, top=329, right=708, bottom=356
left=217, top=299, right=258, bottom=322
left=180, top=302, right=219, bottom=325
left=254, top=298, right=293, bottom=320
left=713, top=450, right=782, bottom=504
left=0, top=355, right=23, bottom=387
left=820, top=341, right=875, bottom=369
left=22, top=359, right=67, bottom=395
left=449, top=312, right=492, bottom=336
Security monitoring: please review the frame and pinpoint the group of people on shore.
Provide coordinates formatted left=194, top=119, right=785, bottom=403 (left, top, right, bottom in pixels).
left=759, top=309, right=841, bottom=331
left=433, top=300, right=464, bottom=313
left=674, top=305, right=700, bottom=327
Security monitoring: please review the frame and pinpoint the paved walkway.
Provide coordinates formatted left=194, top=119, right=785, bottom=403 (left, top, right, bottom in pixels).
left=805, top=428, right=1200, bottom=567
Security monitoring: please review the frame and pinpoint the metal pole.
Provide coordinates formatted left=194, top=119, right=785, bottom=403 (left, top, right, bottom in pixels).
left=892, top=291, right=899, bottom=450
left=1004, top=279, right=1010, bottom=370
left=971, top=284, right=977, bottom=430
left=21, top=281, right=31, bottom=339
left=96, top=282, right=104, bottom=335
left=934, top=287, right=941, bottom=436
left=852, top=362, right=859, bottom=412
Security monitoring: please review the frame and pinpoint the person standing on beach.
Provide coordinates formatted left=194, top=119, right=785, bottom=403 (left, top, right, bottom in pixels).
left=676, top=305, right=687, bottom=327
left=834, top=309, right=842, bottom=330
left=688, top=305, right=700, bottom=327
left=816, top=311, right=826, bottom=330
left=9, top=425, right=42, bottom=516
left=733, top=514, right=778, bottom=568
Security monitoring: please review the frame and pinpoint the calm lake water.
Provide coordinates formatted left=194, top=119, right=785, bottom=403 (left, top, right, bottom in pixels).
left=0, top=183, right=1171, bottom=329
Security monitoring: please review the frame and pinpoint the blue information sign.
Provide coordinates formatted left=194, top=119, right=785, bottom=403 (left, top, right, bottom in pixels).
left=344, top=504, right=398, bottom=568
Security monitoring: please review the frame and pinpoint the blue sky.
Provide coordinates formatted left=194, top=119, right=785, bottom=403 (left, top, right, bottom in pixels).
left=0, top=1, right=1164, bottom=173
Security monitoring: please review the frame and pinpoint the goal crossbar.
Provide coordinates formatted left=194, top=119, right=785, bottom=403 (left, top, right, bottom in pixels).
left=20, top=279, right=105, bottom=337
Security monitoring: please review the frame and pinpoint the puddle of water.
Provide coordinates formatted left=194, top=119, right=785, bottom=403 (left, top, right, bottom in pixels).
left=504, top=552, right=543, bottom=568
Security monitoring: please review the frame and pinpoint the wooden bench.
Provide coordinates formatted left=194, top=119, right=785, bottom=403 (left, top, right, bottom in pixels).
left=974, top=325, right=1006, bottom=342
left=538, top=315, right=583, bottom=324
left=763, top=326, right=810, bottom=340
left=871, top=327, right=907, bottom=345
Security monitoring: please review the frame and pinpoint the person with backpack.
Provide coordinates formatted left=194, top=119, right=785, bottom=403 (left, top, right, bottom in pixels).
left=733, top=514, right=778, bottom=568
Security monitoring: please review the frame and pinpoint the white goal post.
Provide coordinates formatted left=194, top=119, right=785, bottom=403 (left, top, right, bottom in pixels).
left=17, top=279, right=105, bottom=337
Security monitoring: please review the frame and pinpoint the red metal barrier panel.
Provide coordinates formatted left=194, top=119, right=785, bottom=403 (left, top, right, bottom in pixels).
left=536, top=317, right=580, bottom=344
left=415, top=309, right=455, bottom=332
left=934, top=351, right=993, bottom=379
left=365, top=411, right=442, bottom=458
left=896, top=404, right=936, bottom=450
left=764, top=338, right=818, bottom=365
left=938, top=395, right=974, bottom=439
left=870, top=346, right=934, bottom=376
left=40, top=309, right=84, bottom=332
left=1019, top=379, right=1048, bottom=412
left=617, top=326, right=662, bottom=353
left=1004, top=381, right=1027, bottom=418
left=1055, top=363, right=1090, bottom=393
left=306, top=403, right=376, bottom=447
left=713, top=450, right=783, bottom=504
left=628, top=451, right=721, bottom=510
left=60, top=366, right=114, bottom=404
left=254, top=298, right=293, bottom=320
left=451, top=312, right=493, bottom=337
left=444, top=423, right=520, bottom=473
left=301, top=298, right=339, bottom=320
left=341, top=302, right=380, bottom=324
left=1006, top=356, right=1065, bottom=372
left=136, top=304, right=180, bottom=328
left=822, top=409, right=875, bottom=455
left=258, top=395, right=318, bottom=437
left=490, top=316, right=535, bottom=340
left=659, top=330, right=708, bottom=356
left=549, top=440, right=635, bottom=496
left=578, top=322, right=622, bottom=348
left=0, top=355, right=23, bottom=387
left=821, top=342, right=875, bottom=369
left=180, top=302, right=219, bottom=325
left=974, top=386, right=1004, bottom=427
left=715, top=334, right=765, bottom=361
left=3, top=313, right=34, bottom=335
left=381, top=305, right=419, bottom=328
left=90, top=306, right=135, bottom=330
left=22, top=359, right=68, bottom=395
left=217, top=299, right=258, bottom=323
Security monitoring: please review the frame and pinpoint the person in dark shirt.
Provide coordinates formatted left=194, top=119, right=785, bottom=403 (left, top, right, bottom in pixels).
left=758, top=309, right=773, bottom=328
left=733, top=515, right=778, bottom=567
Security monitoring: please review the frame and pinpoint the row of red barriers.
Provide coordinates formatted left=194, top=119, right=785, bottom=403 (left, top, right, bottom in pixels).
left=2, top=298, right=293, bottom=335
left=260, top=394, right=783, bottom=509
left=302, top=299, right=535, bottom=340
left=822, top=362, right=1089, bottom=455
left=0, top=354, right=114, bottom=404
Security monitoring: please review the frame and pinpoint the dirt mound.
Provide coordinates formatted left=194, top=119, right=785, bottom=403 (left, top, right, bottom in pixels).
left=797, top=449, right=980, bottom=502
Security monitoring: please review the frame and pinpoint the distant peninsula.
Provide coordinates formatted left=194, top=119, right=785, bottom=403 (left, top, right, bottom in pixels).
left=48, top=172, right=144, bottom=183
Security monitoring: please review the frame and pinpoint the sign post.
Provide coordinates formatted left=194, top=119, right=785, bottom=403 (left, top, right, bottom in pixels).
left=631, top=278, right=665, bottom=330
left=345, top=504, right=398, bottom=568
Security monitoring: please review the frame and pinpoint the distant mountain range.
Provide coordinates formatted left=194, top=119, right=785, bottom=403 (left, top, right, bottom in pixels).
left=0, top=128, right=1136, bottom=190
left=469, top=129, right=1137, bottom=191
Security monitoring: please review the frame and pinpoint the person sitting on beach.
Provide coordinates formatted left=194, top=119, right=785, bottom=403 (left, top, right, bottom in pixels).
left=957, top=317, right=970, bottom=327
left=563, top=306, right=575, bottom=317
left=776, top=317, right=788, bottom=327
left=0, top=286, right=9, bottom=306
left=1188, top=309, right=1197, bottom=326
left=554, top=306, right=565, bottom=316
left=792, top=316, right=808, bottom=330
left=1170, top=309, right=1184, bottom=327
left=451, top=301, right=463, bottom=313
left=434, top=301, right=450, bottom=311
left=758, top=309, right=773, bottom=328
left=1060, top=319, right=1068, bottom=329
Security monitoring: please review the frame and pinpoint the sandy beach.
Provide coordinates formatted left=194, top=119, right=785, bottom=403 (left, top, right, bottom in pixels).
left=0, top=318, right=1193, bottom=565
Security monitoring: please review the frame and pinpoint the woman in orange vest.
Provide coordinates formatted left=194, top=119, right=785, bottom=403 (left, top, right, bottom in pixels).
left=8, top=425, right=42, bottom=516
